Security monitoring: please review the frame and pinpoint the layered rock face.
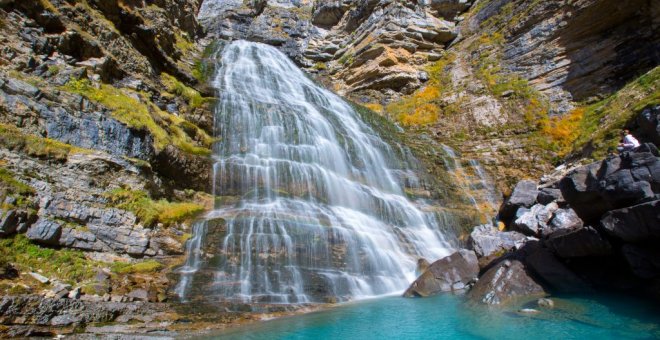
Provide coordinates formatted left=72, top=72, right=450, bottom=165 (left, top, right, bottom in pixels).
left=199, top=0, right=471, bottom=101
left=0, top=0, right=217, bottom=335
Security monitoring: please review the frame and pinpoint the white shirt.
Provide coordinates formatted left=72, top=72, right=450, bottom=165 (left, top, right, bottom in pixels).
left=623, top=134, right=641, bottom=148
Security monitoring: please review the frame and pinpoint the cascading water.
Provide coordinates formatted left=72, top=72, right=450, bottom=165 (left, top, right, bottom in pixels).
left=176, top=40, right=457, bottom=305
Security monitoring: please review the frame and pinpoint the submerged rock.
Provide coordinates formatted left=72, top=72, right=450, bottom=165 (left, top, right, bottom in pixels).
left=403, top=249, right=478, bottom=297
left=467, top=259, right=547, bottom=306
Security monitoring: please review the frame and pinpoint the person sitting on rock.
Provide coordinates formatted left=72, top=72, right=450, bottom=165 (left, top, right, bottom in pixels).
left=617, top=129, right=640, bottom=153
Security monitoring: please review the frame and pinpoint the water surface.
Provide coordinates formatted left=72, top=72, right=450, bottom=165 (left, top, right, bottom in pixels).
left=198, top=294, right=660, bottom=340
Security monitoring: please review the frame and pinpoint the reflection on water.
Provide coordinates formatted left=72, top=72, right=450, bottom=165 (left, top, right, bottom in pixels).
left=194, top=293, right=660, bottom=340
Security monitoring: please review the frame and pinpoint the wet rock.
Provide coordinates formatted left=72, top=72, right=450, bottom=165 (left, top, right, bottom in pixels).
left=468, top=224, right=527, bottom=267
left=621, top=244, right=660, bottom=279
left=537, top=298, right=554, bottom=308
left=546, top=226, right=611, bottom=258
left=500, top=180, right=539, bottom=221
left=26, top=218, right=62, bottom=246
left=403, top=249, right=479, bottom=297
left=600, top=200, right=660, bottom=242
left=416, top=258, right=430, bottom=276
left=467, top=259, right=547, bottom=306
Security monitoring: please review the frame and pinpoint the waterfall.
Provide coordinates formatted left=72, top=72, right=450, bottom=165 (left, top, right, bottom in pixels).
left=176, top=40, right=457, bottom=305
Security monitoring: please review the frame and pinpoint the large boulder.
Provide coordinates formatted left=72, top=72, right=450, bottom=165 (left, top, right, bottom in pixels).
left=467, top=259, right=547, bottom=305
left=560, top=151, right=660, bottom=222
left=600, top=200, right=660, bottom=242
left=467, top=224, right=527, bottom=268
left=403, top=249, right=479, bottom=297
left=500, top=180, right=539, bottom=221
left=621, top=244, right=660, bottom=279
left=546, top=226, right=612, bottom=258
left=537, top=187, right=564, bottom=205
left=523, top=243, right=591, bottom=293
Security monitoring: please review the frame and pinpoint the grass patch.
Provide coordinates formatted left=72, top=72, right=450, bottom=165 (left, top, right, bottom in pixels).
left=545, top=66, right=660, bottom=160
left=105, top=188, right=205, bottom=227
left=62, top=78, right=212, bottom=156
left=111, top=260, right=163, bottom=274
left=0, top=235, right=99, bottom=284
left=0, top=123, right=90, bottom=162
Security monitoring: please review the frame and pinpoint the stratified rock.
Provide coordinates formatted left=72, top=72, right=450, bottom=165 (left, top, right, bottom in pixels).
left=621, top=244, right=660, bottom=279
left=467, top=224, right=527, bottom=267
left=512, top=203, right=557, bottom=236
left=500, top=180, right=539, bottom=221
left=127, top=289, right=149, bottom=302
left=0, top=210, right=19, bottom=237
left=546, top=226, right=611, bottom=258
left=467, top=259, right=547, bottom=305
left=403, top=249, right=478, bottom=297
left=26, top=218, right=62, bottom=245
left=600, top=200, right=660, bottom=242
left=312, top=2, right=349, bottom=28
left=428, top=0, right=472, bottom=19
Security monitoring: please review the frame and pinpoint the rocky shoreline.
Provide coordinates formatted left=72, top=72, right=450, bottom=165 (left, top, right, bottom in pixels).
left=405, top=141, right=660, bottom=306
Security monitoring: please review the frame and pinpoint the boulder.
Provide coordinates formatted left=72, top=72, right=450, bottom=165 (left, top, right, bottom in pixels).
left=403, top=249, right=479, bottom=297
left=537, top=187, right=564, bottom=205
left=546, top=226, right=611, bottom=258
left=558, top=162, right=602, bottom=220
left=512, top=203, right=558, bottom=236
left=26, top=218, right=62, bottom=245
left=637, top=104, right=660, bottom=146
left=467, top=259, right=547, bottom=305
left=600, top=200, right=660, bottom=242
left=500, top=180, right=539, bottom=221
left=467, top=224, right=527, bottom=267
left=560, top=151, right=660, bottom=222
left=523, top=243, right=591, bottom=293
left=542, top=208, right=583, bottom=237
left=428, top=0, right=472, bottom=19
left=621, top=244, right=660, bottom=279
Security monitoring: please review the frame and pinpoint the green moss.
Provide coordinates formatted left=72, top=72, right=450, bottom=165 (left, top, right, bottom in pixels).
left=312, top=62, right=327, bottom=71
left=0, top=123, right=90, bottom=162
left=62, top=78, right=212, bottom=156
left=161, top=73, right=210, bottom=109
left=47, top=65, right=60, bottom=75
left=105, top=188, right=205, bottom=227
left=0, top=235, right=100, bottom=284
left=0, top=168, right=34, bottom=197
left=111, top=260, right=163, bottom=274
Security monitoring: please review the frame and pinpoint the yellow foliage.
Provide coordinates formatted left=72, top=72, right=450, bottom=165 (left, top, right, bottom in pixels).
left=364, top=103, right=384, bottom=113
left=398, top=103, right=440, bottom=126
